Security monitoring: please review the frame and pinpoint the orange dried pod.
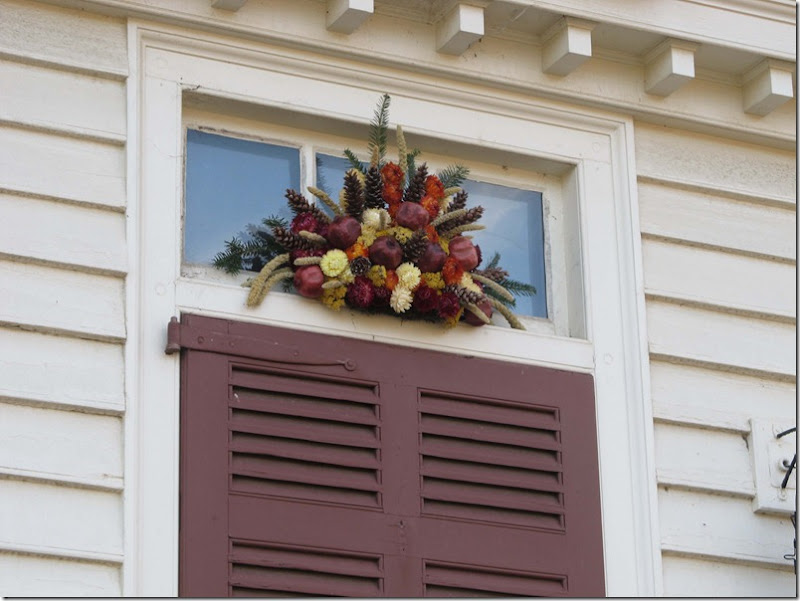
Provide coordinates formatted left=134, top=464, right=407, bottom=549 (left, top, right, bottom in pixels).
left=346, top=241, right=368, bottom=261
left=420, top=195, right=440, bottom=219
left=442, top=256, right=464, bottom=286
left=424, top=175, right=445, bottom=200
left=424, top=224, right=439, bottom=244
left=384, top=269, right=399, bottom=291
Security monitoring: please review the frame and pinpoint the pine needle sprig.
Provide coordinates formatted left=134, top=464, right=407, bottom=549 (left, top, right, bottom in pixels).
left=447, top=190, right=469, bottom=213
left=406, top=148, right=422, bottom=186
left=404, top=163, right=428, bottom=203
left=437, top=164, right=470, bottom=188
left=212, top=237, right=249, bottom=274
left=343, top=148, right=366, bottom=174
left=343, top=170, right=365, bottom=217
left=497, top=277, right=537, bottom=298
left=364, top=165, right=384, bottom=209
left=367, top=93, right=391, bottom=165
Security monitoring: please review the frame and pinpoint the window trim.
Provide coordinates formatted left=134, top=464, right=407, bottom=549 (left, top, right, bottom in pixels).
left=127, top=22, right=661, bottom=596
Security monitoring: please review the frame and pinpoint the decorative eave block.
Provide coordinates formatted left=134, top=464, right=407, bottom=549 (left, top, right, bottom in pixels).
left=542, top=17, right=596, bottom=76
left=326, top=0, right=373, bottom=34
left=644, top=38, right=700, bottom=96
left=436, top=3, right=485, bottom=56
left=743, top=59, right=795, bottom=116
left=210, top=0, right=247, bottom=10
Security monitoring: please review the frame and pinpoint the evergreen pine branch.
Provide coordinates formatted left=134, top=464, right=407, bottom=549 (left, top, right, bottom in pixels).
left=213, top=237, right=248, bottom=274
left=437, top=164, right=470, bottom=188
left=262, top=215, right=289, bottom=230
left=367, top=93, right=391, bottom=165
left=406, top=149, right=421, bottom=187
left=497, top=277, right=537, bottom=297
left=343, top=148, right=366, bottom=174
left=486, top=251, right=501, bottom=270
left=484, top=286, right=516, bottom=307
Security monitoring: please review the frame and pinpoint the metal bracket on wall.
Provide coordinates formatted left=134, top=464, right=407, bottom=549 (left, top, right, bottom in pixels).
left=749, top=419, right=797, bottom=515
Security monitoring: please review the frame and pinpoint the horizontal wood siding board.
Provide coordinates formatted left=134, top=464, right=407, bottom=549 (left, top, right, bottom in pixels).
left=0, top=193, right=127, bottom=275
left=0, top=328, right=125, bottom=413
left=646, top=300, right=796, bottom=378
left=0, top=126, right=126, bottom=210
left=0, top=261, right=125, bottom=341
left=661, top=554, right=796, bottom=596
left=642, top=238, right=796, bottom=320
left=634, top=122, right=796, bottom=204
left=638, top=181, right=797, bottom=262
left=0, top=0, right=127, bottom=77
left=650, top=360, right=796, bottom=432
left=0, top=402, right=122, bottom=487
left=654, top=423, right=754, bottom=497
left=0, top=552, right=121, bottom=597
left=658, top=487, right=794, bottom=568
left=0, top=479, right=122, bottom=558
left=0, top=58, right=126, bottom=141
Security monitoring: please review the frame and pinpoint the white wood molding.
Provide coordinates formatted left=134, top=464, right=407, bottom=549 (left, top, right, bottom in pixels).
left=210, top=0, right=247, bottom=10
left=541, top=17, right=596, bottom=76
left=742, top=59, right=795, bottom=116
left=435, top=3, right=484, bottom=56
left=644, top=38, right=699, bottom=96
left=326, top=0, right=373, bottom=34
left=130, top=21, right=662, bottom=596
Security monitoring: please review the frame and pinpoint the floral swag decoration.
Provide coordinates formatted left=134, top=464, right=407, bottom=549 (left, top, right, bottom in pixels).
left=214, top=95, right=536, bottom=330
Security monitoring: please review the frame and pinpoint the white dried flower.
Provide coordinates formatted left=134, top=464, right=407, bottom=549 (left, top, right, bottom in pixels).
left=390, top=286, right=413, bottom=313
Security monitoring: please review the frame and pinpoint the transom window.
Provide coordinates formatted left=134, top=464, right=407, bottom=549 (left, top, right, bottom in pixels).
left=183, top=118, right=557, bottom=325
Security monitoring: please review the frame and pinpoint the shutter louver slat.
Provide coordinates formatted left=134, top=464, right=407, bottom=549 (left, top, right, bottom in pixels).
left=424, top=562, right=567, bottom=597
left=230, top=541, right=383, bottom=597
left=229, top=366, right=382, bottom=508
left=420, top=392, right=565, bottom=530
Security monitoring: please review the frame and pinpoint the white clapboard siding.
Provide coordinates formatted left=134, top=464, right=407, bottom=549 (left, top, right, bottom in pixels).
left=0, top=328, right=125, bottom=413
left=642, top=239, right=796, bottom=320
left=0, top=261, right=125, bottom=341
left=654, top=423, right=754, bottom=497
left=650, top=360, right=796, bottom=432
left=0, top=193, right=127, bottom=275
left=658, top=487, right=794, bottom=568
left=638, top=182, right=796, bottom=262
left=661, top=555, right=796, bottom=597
left=0, top=0, right=127, bottom=77
left=646, top=300, right=796, bottom=378
left=0, top=553, right=120, bottom=597
left=635, top=122, right=796, bottom=205
left=0, top=402, right=123, bottom=490
left=0, top=126, right=126, bottom=210
left=0, top=59, right=126, bottom=142
left=0, top=479, right=122, bottom=562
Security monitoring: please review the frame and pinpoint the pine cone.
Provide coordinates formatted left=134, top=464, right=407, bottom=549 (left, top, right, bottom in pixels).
left=447, top=189, right=468, bottom=213
left=285, top=189, right=331, bottom=223
left=476, top=267, right=509, bottom=282
left=403, top=163, right=428, bottom=203
left=439, top=206, right=484, bottom=233
left=350, top=256, right=371, bottom=276
left=403, top=230, right=428, bottom=263
left=343, top=171, right=365, bottom=218
left=272, top=226, right=313, bottom=251
left=364, top=165, right=384, bottom=209
left=451, top=285, right=484, bottom=306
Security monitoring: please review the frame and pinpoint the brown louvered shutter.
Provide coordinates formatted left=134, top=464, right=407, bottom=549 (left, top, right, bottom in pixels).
left=176, top=313, right=605, bottom=597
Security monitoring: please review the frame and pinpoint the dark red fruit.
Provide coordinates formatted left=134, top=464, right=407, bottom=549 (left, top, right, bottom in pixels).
left=293, top=265, right=325, bottom=298
left=326, top=216, right=361, bottom=249
left=368, top=235, right=403, bottom=270
left=448, top=236, right=480, bottom=271
left=416, top=242, right=447, bottom=273
left=464, top=297, right=493, bottom=326
left=394, top=202, right=430, bottom=230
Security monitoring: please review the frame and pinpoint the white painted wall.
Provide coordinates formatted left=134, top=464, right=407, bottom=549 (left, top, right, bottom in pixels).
left=636, top=122, right=797, bottom=594
left=0, top=0, right=128, bottom=595
left=0, top=0, right=795, bottom=597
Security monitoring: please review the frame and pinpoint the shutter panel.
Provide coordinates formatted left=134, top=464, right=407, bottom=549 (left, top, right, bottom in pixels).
left=178, top=314, right=605, bottom=597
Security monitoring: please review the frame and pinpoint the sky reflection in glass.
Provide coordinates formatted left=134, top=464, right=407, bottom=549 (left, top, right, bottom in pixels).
left=184, top=129, right=300, bottom=264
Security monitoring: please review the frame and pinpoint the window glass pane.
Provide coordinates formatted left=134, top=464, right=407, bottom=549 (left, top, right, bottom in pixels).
left=184, top=129, right=300, bottom=265
left=461, top=180, right=547, bottom=318
left=315, top=153, right=351, bottom=206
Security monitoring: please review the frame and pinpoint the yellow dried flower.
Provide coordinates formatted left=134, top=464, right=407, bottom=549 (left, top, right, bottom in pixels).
left=368, top=265, right=387, bottom=287
left=390, top=286, right=413, bottom=314
left=439, top=238, right=449, bottom=253
left=385, top=226, right=413, bottom=244
left=460, top=273, right=482, bottom=294
left=320, top=249, right=348, bottom=277
left=338, top=266, right=355, bottom=284
left=396, top=262, right=421, bottom=290
left=321, top=286, right=347, bottom=311
left=422, top=272, right=445, bottom=290
left=358, top=227, right=377, bottom=247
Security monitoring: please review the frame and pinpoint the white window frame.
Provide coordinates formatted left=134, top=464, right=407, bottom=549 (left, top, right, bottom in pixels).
left=126, top=22, right=662, bottom=596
